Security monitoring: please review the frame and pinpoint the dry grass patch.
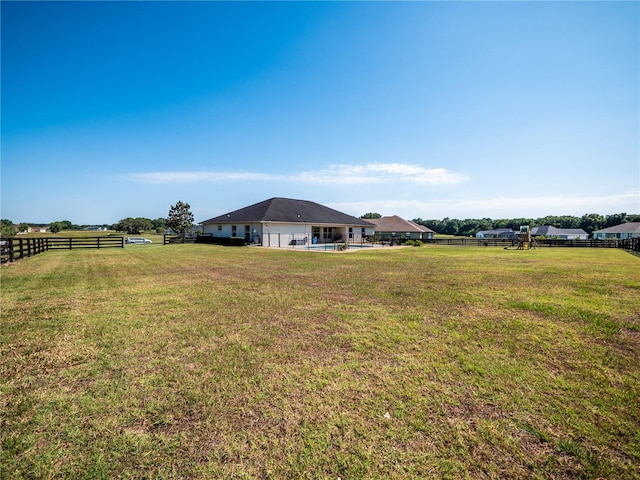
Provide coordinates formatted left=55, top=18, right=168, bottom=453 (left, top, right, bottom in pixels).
left=2, top=245, right=639, bottom=478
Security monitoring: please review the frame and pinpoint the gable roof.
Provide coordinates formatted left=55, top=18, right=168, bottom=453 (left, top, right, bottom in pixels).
left=477, top=228, right=515, bottom=235
left=593, top=222, right=640, bottom=234
left=201, top=197, right=374, bottom=226
left=366, top=215, right=434, bottom=233
left=530, top=226, right=587, bottom=236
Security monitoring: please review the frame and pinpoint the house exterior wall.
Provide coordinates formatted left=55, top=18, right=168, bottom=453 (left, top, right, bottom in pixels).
left=593, top=231, right=640, bottom=240
left=476, top=230, right=516, bottom=239
left=28, top=226, right=50, bottom=233
left=201, top=222, right=374, bottom=247
left=559, top=233, right=588, bottom=240
left=264, top=224, right=374, bottom=247
left=202, top=223, right=263, bottom=242
left=376, top=231, right=423, bottom=241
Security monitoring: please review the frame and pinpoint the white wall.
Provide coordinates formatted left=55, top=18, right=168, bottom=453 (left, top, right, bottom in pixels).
left=202, top=223, right=375, bottom=247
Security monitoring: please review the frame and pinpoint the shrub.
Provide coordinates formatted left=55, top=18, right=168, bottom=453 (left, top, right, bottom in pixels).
left=229, top=237, right=246, bottom=247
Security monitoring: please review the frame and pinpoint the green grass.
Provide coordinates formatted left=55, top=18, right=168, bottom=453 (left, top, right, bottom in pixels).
left=1, top=246, right=639, bottom=479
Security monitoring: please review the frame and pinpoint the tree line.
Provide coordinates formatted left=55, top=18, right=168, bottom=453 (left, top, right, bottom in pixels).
left=0, top=201, right=194, bottom=237
left=411, top=213, right=640, bottom=237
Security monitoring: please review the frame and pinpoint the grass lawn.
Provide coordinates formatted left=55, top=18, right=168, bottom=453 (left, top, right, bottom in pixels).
left=1, top=245, right=639, bottom=479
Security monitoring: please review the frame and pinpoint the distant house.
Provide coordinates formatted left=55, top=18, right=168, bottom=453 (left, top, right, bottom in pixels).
left=27, top=226, right=50, bottom=234
left=366, top=215, right=435, bottom=241
left=200, top=197, right=375, bottom=247
left=530, top=226, right=588, bottom=240
left=476, top=229, right=517, bottom=239
left=592, top=222, right=640, bottom=240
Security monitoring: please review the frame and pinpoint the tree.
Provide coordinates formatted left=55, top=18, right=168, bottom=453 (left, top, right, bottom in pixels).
left=0, top=219, right=16, bottom=237
left=361, top=212, right=382, bottom=219
left=50, top=222, right=62, bottom=233
left=604, top=213, right=627, bottom=229
left=116, top=217, right=153, bottom=234
left=580, top=213, right=605, bottom=235
left=166, top=201, right=194, bottom=237
left=151, top=218, right=166, bottom=233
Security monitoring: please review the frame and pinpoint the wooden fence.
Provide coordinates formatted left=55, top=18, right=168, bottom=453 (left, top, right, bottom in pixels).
left=424, top=238, right=628, bottom=249
left=1, top=236, right=124, bottom=263
left=2, top=235, right=637, bottom=263
left=163, top=235, right=197, bottom=245
left=618, top=237, right=640, bottom=253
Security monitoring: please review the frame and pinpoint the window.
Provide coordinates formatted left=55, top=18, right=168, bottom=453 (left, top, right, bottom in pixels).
left=217, top=225, right=222, bottom=231
left=232, top=225, right=237, bottom=237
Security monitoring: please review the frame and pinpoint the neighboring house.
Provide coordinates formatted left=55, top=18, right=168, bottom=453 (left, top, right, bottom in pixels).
left=530, top=226, right=588, bottom=240
left=27, top=226, right=51, bottom=234
left=592, top=222, right=640, bottom=240
left=200, top=197, right=375, bottom=247
left=366, top=215, right=435, bottom=241
left=476, top=229, right=517, bottom=239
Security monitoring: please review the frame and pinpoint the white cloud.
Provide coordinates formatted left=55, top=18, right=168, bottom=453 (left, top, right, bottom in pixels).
left=120, top=162, right=468, bottom=186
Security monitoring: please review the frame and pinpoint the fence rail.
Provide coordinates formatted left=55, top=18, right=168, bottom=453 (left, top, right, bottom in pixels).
left=424, top=238, right=629, bottom=249
left=618, top=237, right=640, bottom=253
left=1, top=236, right=124, bottom=263
left=2, top=235, right=637, bottom=263
left=163, top=235, right=197, bottom=245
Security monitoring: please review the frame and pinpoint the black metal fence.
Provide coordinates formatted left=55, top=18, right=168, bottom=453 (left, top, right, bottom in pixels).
left=1, top=236, right=124, bottom=263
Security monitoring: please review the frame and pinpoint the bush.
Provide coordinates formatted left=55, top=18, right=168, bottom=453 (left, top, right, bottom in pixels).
left=194, top=236, right=246, bottom=246
left=230, top=237, right=246, bottom=247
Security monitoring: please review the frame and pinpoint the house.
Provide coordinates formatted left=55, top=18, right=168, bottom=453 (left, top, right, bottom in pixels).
left=592, top=222, right=640, bottom=240
left=27, top=226, right=51, bottom=234
left=200, top=197, right=375, bottom=247
left=366, top=215, right=435, bottom=241
left=476, top=229, right=517, bottom=239
left=530, top=226, right=588, bottom=240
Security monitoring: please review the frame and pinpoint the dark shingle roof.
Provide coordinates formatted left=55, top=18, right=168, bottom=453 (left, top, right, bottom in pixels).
left=366, top=215, right=434, bottom=233
left=201, top=197, right=374, bottom=226
left=594, top=222, right=640, bottom=234
left=530, top=226, right=587, bottom=236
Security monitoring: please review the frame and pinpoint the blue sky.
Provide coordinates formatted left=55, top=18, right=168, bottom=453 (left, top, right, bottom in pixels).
left=2, top=1, right=638, bottom=225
